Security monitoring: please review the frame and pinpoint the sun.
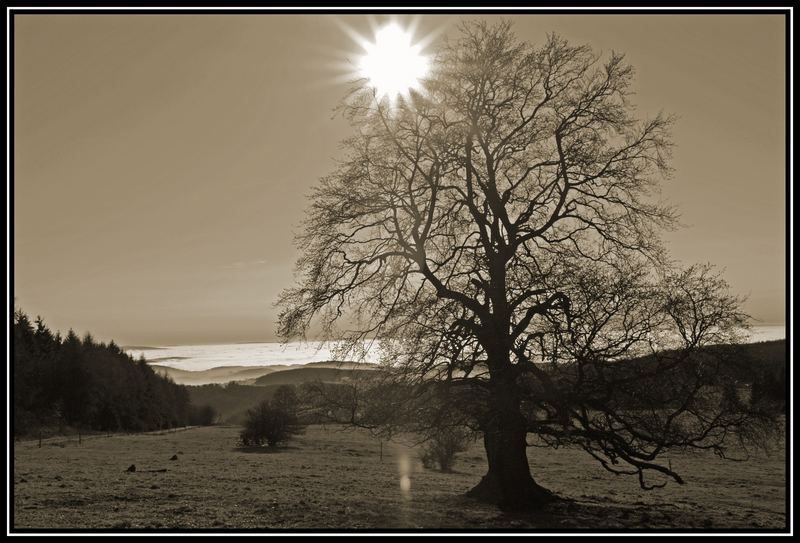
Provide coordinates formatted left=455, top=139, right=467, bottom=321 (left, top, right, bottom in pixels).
left=357, top=23, right=430, bottom=102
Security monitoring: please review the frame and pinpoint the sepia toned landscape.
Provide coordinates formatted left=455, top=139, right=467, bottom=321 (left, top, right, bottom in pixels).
left=10, top=8, right=790, bottom=536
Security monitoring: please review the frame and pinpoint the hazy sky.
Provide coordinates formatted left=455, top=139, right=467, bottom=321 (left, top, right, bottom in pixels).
left=13, top=13, right=786, bottom=345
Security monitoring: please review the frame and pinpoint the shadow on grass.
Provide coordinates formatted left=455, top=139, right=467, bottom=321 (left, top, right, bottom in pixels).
left=453, top=492, right=734, bottom=530
left=233, top=445, right=302, bottom=454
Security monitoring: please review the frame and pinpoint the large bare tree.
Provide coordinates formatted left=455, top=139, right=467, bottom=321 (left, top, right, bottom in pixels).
left=278, top=21, right=773, bottom=508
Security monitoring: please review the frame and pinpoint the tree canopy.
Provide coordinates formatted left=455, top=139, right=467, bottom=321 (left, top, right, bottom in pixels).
left=278, top=21, right=775, bottom=508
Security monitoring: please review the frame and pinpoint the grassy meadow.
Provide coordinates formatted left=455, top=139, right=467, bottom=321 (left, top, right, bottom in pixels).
left=12, top=424, right=786, bottom=531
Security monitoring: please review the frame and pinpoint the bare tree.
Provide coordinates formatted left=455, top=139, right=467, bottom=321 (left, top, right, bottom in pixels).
left=278, top=21, right=774, bottom=508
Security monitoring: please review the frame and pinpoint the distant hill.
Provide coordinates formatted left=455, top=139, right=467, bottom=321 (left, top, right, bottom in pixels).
left=149, top=360, right=377, bottom=386
left=302, top=360, right=376, bottom=369
left=252, top=366, right=377, bottom=386
left=186, top=340, right=785, bottom=425
left=150, top=365, right=289, bottom=385
left=622, top=340, right=785, bottom=378
left=187, top=383, right=283, bottom=424
left=550, top=339, right=786, bottom=412
left=185, top=363, right=377, bottom=423
left=735, top=339, right=785, bottom=367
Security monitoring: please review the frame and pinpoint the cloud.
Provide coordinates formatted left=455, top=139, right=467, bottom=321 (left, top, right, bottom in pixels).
left=222, top=259, right=270, bottom=270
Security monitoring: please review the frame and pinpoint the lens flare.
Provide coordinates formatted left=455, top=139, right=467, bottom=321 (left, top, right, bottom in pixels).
left=398, top=454, right=412, bottom=498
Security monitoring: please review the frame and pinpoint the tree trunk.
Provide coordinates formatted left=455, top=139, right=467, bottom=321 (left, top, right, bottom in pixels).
left=467, top=385, right=556, bottom=510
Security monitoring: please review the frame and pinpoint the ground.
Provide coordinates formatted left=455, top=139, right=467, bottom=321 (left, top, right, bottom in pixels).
left=12, top=425, right=786, bottom=531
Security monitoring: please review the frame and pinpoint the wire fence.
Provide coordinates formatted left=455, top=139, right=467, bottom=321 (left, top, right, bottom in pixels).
left=15, top=425, right=202, bottom=448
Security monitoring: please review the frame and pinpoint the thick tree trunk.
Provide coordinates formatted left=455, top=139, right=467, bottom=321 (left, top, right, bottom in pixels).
left=467, top=383, right=556, bottom=510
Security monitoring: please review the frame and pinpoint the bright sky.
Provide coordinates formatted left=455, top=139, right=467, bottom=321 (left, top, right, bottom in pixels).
left=13, top=13, right=786, bottom=345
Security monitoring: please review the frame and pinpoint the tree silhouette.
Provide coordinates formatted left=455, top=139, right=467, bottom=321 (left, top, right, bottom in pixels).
left=278, top=21, right=774, bottom=508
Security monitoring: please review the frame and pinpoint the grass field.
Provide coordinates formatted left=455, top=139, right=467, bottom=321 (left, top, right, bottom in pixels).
left=12, top=424, right=786, bottom=531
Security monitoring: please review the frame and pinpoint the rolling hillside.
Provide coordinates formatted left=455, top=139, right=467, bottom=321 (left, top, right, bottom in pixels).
left=187, top=340, right=785, bottom=424
left=252, top=366, right=377, bottom=386
left=150, top=360, right=377, bottom=386
left=149, top=365, right=290, bottom=386
left=186, top=363, right=377, bottom=423
left=187, top=383, right=282, bottom=424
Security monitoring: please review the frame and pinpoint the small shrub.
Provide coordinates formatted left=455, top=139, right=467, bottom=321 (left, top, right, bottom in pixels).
left=239, top=396, right=304, bottom=448
left=420, top=426, right=474, bottom=472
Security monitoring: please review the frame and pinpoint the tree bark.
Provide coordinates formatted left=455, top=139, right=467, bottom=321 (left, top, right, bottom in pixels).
left=467, top=381, right=556, bottom=510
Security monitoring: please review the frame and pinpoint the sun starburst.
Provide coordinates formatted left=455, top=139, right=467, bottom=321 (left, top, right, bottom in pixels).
left=356, top=22, right=430, bottom=103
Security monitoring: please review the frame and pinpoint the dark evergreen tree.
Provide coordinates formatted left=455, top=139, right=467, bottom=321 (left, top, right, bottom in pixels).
left=12, top=308, right=193, bottom=436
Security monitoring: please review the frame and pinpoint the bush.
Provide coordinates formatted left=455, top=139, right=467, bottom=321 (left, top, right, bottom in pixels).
left=420, top=426, right=474, bottom=472
left=239, top=392, right=304, bottom=448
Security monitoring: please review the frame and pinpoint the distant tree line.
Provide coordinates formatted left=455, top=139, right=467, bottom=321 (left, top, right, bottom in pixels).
left=300, top=339, right=786, bottom=473
left=13, top=309, right=215, bottom=437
